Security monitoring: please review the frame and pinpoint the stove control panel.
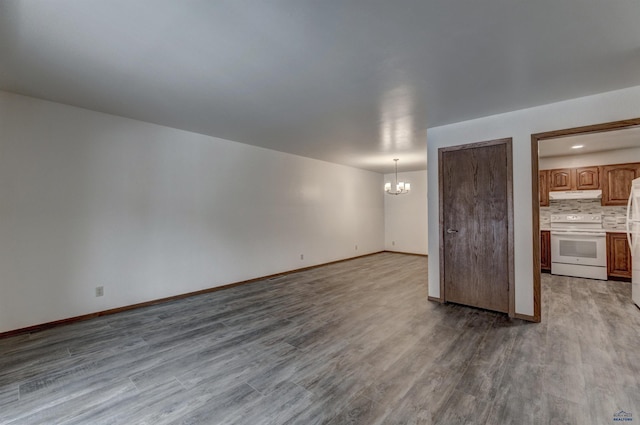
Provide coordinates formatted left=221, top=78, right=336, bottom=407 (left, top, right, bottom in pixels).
left=551, top=214, right=601, bottom=223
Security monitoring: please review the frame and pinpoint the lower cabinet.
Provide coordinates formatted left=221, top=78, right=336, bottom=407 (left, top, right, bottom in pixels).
left=541, top=231, right=551, bottom=272
left=607, top=232, right=632, bottom=280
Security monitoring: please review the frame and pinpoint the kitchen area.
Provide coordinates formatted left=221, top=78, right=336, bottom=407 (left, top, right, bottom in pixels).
left=539, top=127, right=640, bottom=308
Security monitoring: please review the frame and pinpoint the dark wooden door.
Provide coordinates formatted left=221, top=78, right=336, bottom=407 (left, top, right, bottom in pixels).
left=440, top=139, right=513, bottom=314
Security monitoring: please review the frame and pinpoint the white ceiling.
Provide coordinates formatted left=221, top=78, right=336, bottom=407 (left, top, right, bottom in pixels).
left=1, top=1, right=640, bottom=173
left=539, top=126, right=640, bottom=158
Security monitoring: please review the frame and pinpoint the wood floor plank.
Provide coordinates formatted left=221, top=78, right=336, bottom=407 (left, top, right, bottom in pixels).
left=485, top=382, right=545, bottom=425
left=433, top=389, right=492, bottom=425
left=228, top=380, right=315, bottom=425
left=544, top=394, right=592, bottom=425
left=1, top=252, right=639, bottom=424
left=8, top=380, right=138, bottom=425
left=324, top=394, right=385, bottom=425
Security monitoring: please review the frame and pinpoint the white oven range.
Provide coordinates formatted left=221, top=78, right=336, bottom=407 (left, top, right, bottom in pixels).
left=550, top=214, right=607, bottom=280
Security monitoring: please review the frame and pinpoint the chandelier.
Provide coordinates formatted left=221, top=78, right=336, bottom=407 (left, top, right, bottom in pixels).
left=385, top=159, right=410, bottom=195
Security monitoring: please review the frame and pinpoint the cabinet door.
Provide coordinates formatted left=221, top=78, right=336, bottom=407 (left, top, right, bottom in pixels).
left=575, top=166, right=600, bottom=190
left=602, top=163, right=640, bottom=206
left=539, top=170, right=549, bottom=207
left=549, top=168, right=574, bottom=191
left=607, top=232, right=632, bottom=279
left=540, top=231, right=551, bottom=272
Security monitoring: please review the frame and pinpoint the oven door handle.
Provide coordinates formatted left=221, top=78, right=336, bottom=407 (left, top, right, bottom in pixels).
left=550, top=231, right=606, bottom=237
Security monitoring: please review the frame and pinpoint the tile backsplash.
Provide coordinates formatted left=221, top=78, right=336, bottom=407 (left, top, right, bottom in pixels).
left=540, top=199, right=627, bottom=231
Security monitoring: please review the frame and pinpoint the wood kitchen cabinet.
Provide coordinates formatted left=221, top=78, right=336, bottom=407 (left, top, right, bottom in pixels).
left=541, top=162, right=640, bottom=206
left=547, top=166, right=600, bottom=192
left=575, top=166, right=600, bottom=190
left=602, top=163, right=640, bottom=206
left=549, top=168, right=574, bottom=191
left=540, top=230, right=551, bottom=272
left=607, top=232, right=632, bottom=280
left=539, top=170, right=549, bottom=206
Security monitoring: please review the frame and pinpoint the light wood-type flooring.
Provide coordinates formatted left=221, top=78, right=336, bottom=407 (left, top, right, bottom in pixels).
left=1, top=252, right=639, bottom=424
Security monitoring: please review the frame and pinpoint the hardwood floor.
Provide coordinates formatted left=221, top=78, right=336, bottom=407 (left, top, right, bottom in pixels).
left=1, top=252, right=639, bottom=424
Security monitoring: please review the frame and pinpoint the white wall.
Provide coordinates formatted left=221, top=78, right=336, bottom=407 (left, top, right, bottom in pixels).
left=384, top=170, right=428, bottom=254
left=0, top=91, right=385, bottom=333
left=427, top=85, right=640, bottom=317
left=539, top=146, right=640, bottom=169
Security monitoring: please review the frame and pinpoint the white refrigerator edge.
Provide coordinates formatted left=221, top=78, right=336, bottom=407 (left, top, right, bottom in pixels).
left=626, top=177, right=640, bottom=308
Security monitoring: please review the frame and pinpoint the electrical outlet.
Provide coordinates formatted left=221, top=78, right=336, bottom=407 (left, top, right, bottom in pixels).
left=300, top=254, right=304, bottom=260
left=95, top=286, right=104, bottom=297
left=355, top=244, right=358, bottom=250
left=392, top=241, right=395, bottom=246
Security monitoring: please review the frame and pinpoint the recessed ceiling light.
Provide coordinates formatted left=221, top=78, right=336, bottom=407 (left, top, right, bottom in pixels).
left=571, top=144, right=584, bottom=149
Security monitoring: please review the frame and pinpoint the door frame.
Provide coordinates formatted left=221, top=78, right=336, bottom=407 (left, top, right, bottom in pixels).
left=531, top=117, right=640, bottom=323
left=439, top=137, right=515, bottom=317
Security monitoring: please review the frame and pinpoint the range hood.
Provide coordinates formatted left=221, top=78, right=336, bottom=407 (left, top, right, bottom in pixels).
left=549, top=190, right=602, bottom=200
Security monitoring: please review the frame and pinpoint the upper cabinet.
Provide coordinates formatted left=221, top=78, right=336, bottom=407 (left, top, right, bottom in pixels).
left=539, top=170, right=549, bottom=206
left=541, top=163, right=640, bottom=206
left=549, top=168, right=574, bottom=191
left=548, top=166, right=600, bottom=191
left=602, top=163, right=640, bottom=205
left=575, top=166, right=600, bottom=190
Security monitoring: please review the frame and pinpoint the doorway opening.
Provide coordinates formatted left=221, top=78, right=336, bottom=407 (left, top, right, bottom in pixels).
left=531, top=118, right=640, bottom=322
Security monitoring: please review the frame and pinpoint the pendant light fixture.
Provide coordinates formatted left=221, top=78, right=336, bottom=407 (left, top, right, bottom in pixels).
left=385, top=159, right=410, bottom=195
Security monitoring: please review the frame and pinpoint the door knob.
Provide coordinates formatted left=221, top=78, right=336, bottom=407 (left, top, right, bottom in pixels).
left=447, top=228, right=458, bottom=234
